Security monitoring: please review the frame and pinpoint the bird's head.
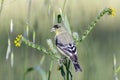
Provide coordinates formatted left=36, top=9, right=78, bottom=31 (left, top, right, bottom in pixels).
left=51, top=24, right=65, bottom=35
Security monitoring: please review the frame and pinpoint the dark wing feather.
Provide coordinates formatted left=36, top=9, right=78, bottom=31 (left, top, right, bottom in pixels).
left=56, top=37, right=77, bottom=57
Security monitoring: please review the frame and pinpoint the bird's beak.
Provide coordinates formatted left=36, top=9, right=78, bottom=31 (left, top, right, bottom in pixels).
left=51, top=27, right=55, bottom=32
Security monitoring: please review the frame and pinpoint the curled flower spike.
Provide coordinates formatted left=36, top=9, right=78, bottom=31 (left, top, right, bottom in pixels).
left=14, top=34, right=22, bottom=47
left=108, top=7, right=116, bottom=16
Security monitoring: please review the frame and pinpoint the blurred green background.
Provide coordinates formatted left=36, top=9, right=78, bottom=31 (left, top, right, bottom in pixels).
left=0, top=0, right=120, bottom=80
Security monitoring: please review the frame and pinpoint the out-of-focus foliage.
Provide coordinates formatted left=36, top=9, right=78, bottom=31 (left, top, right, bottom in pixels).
left=0, top=0, right=120, bottom=80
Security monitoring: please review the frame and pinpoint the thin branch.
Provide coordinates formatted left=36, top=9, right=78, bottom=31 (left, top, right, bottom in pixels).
left=78, top=8, right=115, bottom=43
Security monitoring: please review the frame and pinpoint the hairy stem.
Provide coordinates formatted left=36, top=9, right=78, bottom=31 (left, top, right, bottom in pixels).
left=79, top=8, right=113, bottom=43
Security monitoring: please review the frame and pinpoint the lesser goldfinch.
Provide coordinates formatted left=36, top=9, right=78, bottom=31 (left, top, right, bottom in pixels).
left=51, top=24, right=82, bottom=71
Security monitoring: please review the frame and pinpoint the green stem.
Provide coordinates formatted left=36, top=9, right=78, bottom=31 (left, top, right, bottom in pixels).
left=59, top=65, right=66, bottom=80
left=48, top=61, right=53, bottom=80
left=22, top=37, right=60, bottom=59
left=62, top=0, right=67, bottom=12
left=48, top=70, right=51, bottom=80
left=66, top=61, right=69, bottom=80
left=0, top=0, right=4, bottom=16
left=79, top=8, right=112, bottom=43
left=26, top=0, right=31, bottom=25
left=67, top=60, right=70, bottom=80
left=69, top=71, right=72, bottom=80
left=64, top=59, right=71, bottom=80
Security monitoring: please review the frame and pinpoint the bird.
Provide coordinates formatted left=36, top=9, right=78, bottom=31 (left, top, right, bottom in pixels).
left=51, top=23, right=82, bottom=72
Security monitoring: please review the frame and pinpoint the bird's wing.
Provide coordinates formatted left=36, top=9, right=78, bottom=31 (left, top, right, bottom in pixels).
left=56, top=37, right=77, bottom=58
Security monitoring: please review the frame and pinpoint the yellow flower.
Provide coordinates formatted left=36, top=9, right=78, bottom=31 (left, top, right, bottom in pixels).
left=16, top=37, right=20, bottom=41
left=109, top=7, right=116, bottom=16
left=14, top=34, right=22, bottom=47
left=18, top=35, right=22, bottom=38
left=15, top=43, right=21, bottom=47
left=14, top=40, right=17, bottom=44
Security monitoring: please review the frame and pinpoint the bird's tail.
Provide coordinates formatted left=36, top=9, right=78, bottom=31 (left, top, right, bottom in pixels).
left=73, top=62, right=82, bottom=72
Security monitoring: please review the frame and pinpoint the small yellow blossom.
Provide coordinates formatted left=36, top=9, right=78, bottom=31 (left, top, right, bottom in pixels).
left=18, top=35, right=22, bottom=38
left=14, top=40, right=17, bottom=44
left=14, top=34, right=22, bottom=47
left=109, top=7, right=116, bottom=16
left=16, top=37, right=20, bottom=41
left=15, top=43, right=21, bottom=47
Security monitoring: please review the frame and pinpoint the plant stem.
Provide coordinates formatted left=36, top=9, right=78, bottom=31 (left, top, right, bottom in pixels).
left=79, top=8, right=111, bottom=43
left=64, top=59, right=71, bottom=80
left=48, top=61, right=53, bottom=80
left=67, top=60, right=70, bottom=80
left=0, top=0, right=4, bottom=16
left=62, top=0, right=67, bottom=13
left=21, top=37, right=60, bottom=59
left=113, top=54, right=119, bottom=80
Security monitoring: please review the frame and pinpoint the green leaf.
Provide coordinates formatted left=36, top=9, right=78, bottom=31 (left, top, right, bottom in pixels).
left=25, top=67, right=34, bottom=74
left=48, top=61, right=53, bottom=80
left=34, top=66, right=47, bottom=80
left=58, top=8, right=72, bottom=35
left=40, top=55, right=46, bottom=65
left=46, top=39, right=57, bottom=54
left=57, top=14, right=62, bottom=23
left=63, top=15, right=72, bottom=35
left=59, top=65, right=66, bottom=80
left=24, top=66, right=47, bottom=80
left=116, top=66, right=120, bottom=74
left=73, top=32, right=79, bottom=41
left=53, top=12, right=56, bottom=24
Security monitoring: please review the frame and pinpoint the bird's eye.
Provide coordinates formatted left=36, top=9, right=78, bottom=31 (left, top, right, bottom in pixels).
left=53, top=25, right=61, bottom=29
